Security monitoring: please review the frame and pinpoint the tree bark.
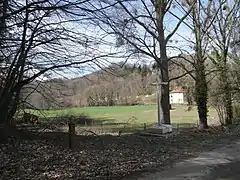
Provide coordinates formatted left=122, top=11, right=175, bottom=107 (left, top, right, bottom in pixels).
left=221, top=69, right=233, bottom=125
left=0, top=90, right=20, bottom=125
left=191, top=1, right=208, bottom=129
left=0, top=0, right=7, bottom=35
left=160, top=60, right=170, bottom=124
left=155, top=0, right=170, bottom=124
left=195, top=68, right=208, bottom=129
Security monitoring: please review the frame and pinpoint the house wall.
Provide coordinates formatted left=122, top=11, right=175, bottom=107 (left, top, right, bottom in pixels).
left=170, top=92, right=184, bottom=104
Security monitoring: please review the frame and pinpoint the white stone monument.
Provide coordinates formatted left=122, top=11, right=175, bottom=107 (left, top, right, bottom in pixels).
left=147, top=81, right=172, bottom=134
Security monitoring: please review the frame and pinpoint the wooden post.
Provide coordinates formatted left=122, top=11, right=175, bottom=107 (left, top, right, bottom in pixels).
left=101, top=121, right=103, bottom=134
left=143, top=123, right=147, bottom=130
left=68, top=121, right=75, bottom=149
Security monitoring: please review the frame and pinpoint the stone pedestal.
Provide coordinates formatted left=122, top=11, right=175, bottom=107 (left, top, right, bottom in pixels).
left=147, top=124, right=172, bottom=134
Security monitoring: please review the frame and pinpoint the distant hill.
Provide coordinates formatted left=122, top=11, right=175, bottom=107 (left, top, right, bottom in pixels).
left=22, top=59, right=195, bottom=109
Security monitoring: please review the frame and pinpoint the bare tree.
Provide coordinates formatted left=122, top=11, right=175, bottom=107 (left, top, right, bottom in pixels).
left=173, top=0, right=226, bottom=129
left=0, top=0, right=115, bottom=125
left=187, top=0, right=210, bottom=129
left=208, top=0, right=240, bottom=125
left=89, top=0, right=195, bottom=124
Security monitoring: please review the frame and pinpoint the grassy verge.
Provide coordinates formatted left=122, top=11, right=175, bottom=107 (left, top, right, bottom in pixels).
left=22, top=105, right=220, bottom=134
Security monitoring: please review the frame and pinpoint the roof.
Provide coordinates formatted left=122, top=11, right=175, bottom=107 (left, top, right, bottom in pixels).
left=171, top=87, right=184, bottom=93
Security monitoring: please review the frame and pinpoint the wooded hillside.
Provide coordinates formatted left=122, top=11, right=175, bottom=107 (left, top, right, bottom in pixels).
left=22, top=60, right=195, bottom=109
left=22, top=53, right=225, bottom=110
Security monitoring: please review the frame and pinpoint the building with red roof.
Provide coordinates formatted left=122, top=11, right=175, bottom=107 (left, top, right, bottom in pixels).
left=170, top=87, right=185, bottom=104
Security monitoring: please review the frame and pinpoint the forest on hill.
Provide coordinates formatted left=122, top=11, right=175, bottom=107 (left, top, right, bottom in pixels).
left=21, top=58, right=193, bottom=108
left=22, top=54, right=240, bottom=112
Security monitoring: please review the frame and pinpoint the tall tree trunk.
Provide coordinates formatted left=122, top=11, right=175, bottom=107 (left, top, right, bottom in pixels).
left=0, top=94, right=14, bottom=124
left=224, top=89, right=233, bottom=125
left=0, top=88, right=20, bottom=125
left=191, top=1, right=208, bottom=129
left=195, top=64, right=208, bottom=129
left=160, top=60, right=170, bottom=124
left=0, top=0, right=7, bottom=35
left=221, top=68, right=233, bottom=125
left=0, top=103, right=10, bottom=124
left=155, top=0, right=170, bottom=124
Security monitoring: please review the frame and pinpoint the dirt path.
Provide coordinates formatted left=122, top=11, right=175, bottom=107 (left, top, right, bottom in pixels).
left=127, top=139, right=240, bottom=180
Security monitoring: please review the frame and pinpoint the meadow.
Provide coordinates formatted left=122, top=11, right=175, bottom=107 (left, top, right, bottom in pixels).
left=28, top=105, right=220, bottom=133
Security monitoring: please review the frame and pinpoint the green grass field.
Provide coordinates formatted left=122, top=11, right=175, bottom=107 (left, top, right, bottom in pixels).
left=29, top=105, right=219, bottom=131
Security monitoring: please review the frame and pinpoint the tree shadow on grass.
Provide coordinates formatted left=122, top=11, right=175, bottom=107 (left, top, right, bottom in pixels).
left=11, top=122, right=199, bottom=146
left=39, top=115, right=129, bottom=127
left=39, top=115, right=103, bottom=125
left=106, top=122, right=198, bottom=134
left=17, top=119, right=199, bottom=138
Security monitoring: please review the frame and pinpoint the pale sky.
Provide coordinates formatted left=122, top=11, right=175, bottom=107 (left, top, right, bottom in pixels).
left=36, top=0, right=194, bottom=81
